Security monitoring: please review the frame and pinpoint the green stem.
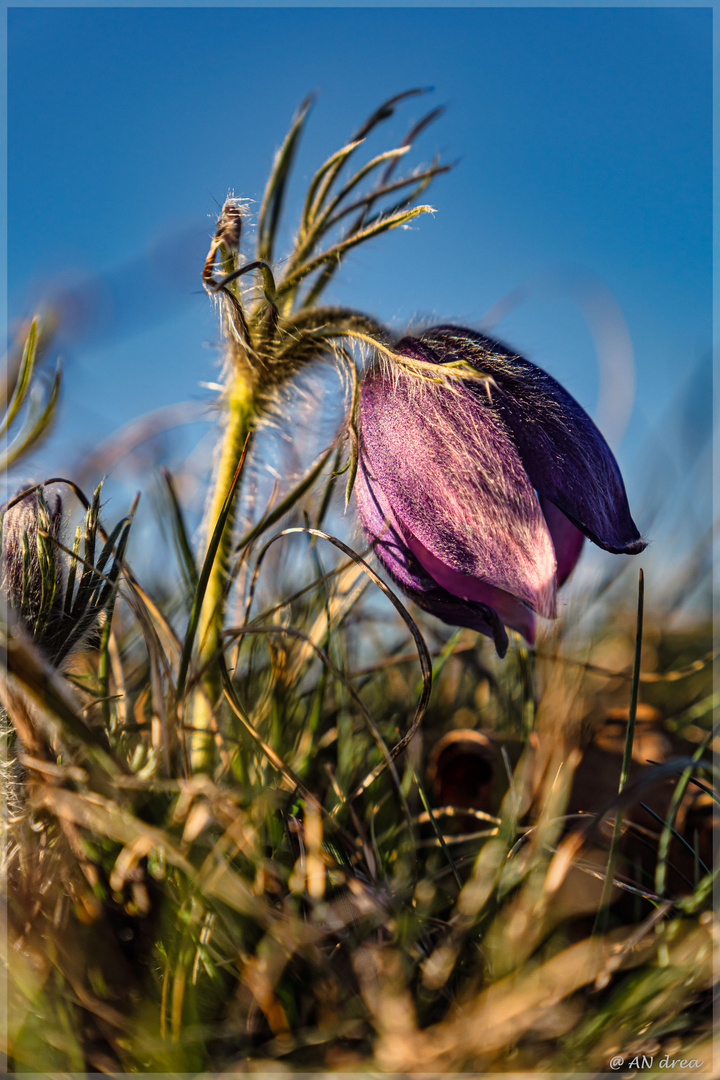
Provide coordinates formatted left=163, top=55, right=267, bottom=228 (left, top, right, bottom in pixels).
left=191, top=371, right=255, bottom=772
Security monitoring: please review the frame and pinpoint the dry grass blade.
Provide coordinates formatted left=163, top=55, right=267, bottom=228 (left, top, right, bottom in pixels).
left=1, top=620, right=123, bottom=782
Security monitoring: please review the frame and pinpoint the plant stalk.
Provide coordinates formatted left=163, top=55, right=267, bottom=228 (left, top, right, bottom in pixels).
left=191, top=369, right=255, bottom=772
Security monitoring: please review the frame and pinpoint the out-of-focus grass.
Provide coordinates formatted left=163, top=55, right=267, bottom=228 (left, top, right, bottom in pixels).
left=2, top=433, right=714, bottom=1073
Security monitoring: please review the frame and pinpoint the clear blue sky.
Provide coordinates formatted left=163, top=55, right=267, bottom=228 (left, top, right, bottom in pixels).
left=7, top=6, right=713, bottom=590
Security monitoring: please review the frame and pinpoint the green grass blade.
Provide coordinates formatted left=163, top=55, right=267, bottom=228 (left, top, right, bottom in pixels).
left=639, top=800, right=711, bottom=878
left=62, top=525, right=82, bottom=617
left=655, top=722, right=718, bottom=897
left=70, top=483, right=102, bottom=620
left=0, top=362, right=61, bottom=471
left=161, top=467, right=199, bottom=599
left=0, top=316, right=38, bottom=437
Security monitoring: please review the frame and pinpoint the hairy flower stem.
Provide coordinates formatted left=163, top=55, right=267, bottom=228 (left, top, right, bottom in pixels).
left=192, top=370, right=256, bottom=772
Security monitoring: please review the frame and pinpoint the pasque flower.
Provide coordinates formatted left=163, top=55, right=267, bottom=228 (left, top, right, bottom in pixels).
left=354, top=326, right=645, bottom=656
left=2, top=488, right=64, bottom=641
left=1, top=483, right=132, bottom=667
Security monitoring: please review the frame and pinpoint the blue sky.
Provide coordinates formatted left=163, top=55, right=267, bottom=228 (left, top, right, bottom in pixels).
left=6, top=6, right=713, bottom=591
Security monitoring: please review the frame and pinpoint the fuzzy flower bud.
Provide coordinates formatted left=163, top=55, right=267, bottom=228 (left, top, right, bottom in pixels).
left=354, top=326, right=645, bottom=656
left=1, top=488, right=64, bottom=645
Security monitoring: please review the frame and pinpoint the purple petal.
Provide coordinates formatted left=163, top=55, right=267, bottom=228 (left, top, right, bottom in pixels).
left=359, top=362, right=558, bottom=620
left=400, top=527, right=537, bottom=643
left=538, top=495, right=585, bottom=585
left=409, top=327, right=646, bottom=555
left=354, top=456, right=510, bottom=655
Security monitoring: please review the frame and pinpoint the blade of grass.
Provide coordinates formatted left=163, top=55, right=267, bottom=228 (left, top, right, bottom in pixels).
left=0, top=316, right=38, bottom=436
left=0, top=629, right=123, bottom=782
left=0, top=362, right=61, bottom=471
left=225, top=621, right=415, bottom=837
left=639, top=800, right=711, bottom=877
left=594, top=568, right=644, bottom=932
left=654, top=721, right=718, bottom=897
left=161, top=467, right=199, bottom=598
left=412, top=763, right=462, bottom=889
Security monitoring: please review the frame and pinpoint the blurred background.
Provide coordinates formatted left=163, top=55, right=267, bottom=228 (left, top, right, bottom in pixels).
left=6, top=5, right=713, bottom=622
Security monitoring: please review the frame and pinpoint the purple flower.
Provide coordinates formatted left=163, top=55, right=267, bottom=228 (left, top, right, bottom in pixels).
left=354, top=326, right=645, bottom=657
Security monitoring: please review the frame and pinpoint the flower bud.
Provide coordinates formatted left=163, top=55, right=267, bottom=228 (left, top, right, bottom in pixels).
left=355, top=326, right=646, bottom=656
left=1, top=487, right=64, bottom=646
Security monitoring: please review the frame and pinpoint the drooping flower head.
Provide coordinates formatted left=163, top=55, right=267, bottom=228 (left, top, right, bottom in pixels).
left=354, top=326, right=645, bottom=656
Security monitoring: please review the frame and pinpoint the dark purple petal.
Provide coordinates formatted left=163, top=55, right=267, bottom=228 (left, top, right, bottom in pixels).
left=358, top=361, right=558, bottom=620
left=354, top=456, right=510, bottom=655
left=408, top=327, right=646, bottom=556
